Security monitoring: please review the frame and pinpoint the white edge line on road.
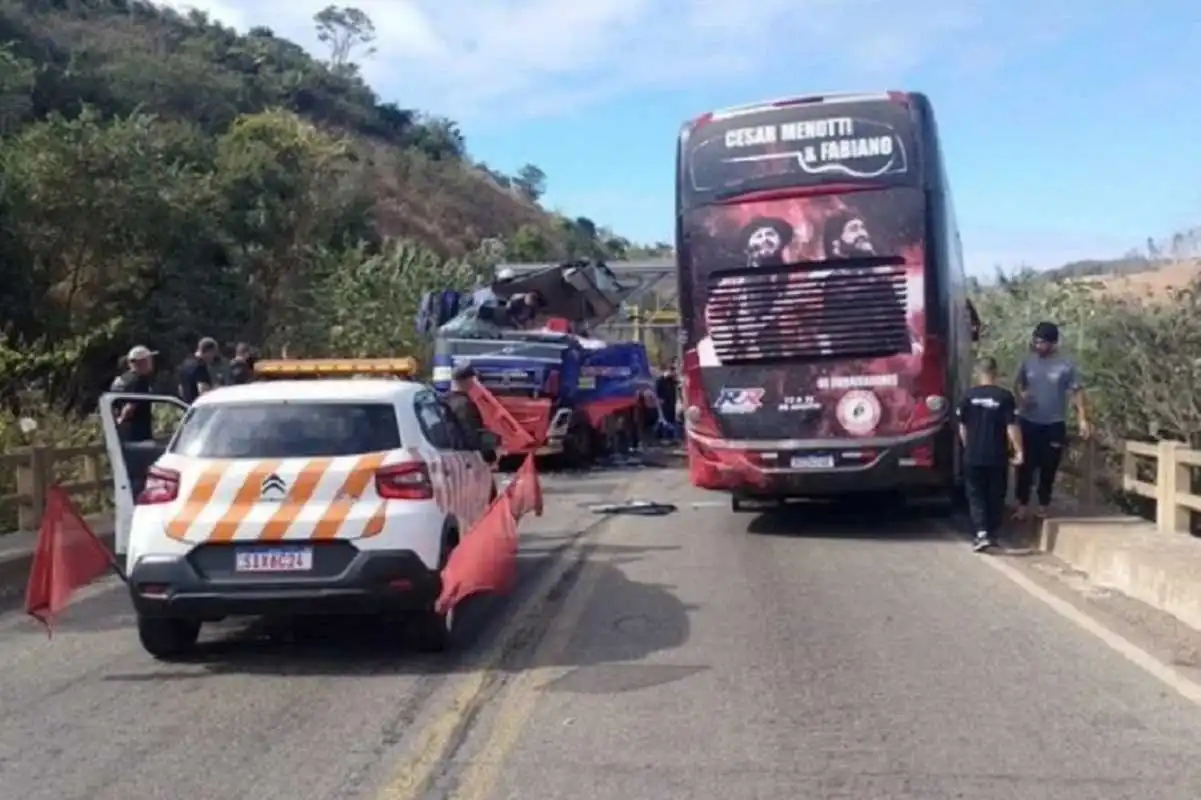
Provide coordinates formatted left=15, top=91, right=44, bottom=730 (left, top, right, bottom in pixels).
left=936, top=525, right=1201, bottom=707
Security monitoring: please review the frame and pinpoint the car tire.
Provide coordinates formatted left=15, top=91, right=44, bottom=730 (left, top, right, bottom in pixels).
left=137, top=615, right=201, bottom=660
left=731, top=495, right=745, bottom=512
left=413, top=529, right=459, bottom=654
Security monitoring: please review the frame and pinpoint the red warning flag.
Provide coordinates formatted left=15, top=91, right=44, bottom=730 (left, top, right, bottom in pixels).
left=436, top=493, right=518, bottom=613
left=466, top=378, right=539, bottom=452
left=25, top=487, right=119, bottom=636
left=503, top=454, right=543, bottom=519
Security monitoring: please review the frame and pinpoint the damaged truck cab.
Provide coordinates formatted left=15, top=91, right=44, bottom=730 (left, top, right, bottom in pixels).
left=431, top=260, right=654, bottom=466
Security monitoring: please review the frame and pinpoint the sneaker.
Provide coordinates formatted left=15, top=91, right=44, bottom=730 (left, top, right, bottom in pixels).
left=1035, top=505, right=1050, bottom=518
left=1013, top=505, right=1028, bottom=522
left=973, top=532, right=993, bottom=552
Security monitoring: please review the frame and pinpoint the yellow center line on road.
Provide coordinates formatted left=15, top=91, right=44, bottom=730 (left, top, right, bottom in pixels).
left=376, top=484, right=634, bottom=800
left=448, top=551, right=610, bottom=800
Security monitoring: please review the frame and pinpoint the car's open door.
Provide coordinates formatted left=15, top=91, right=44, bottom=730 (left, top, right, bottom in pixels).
left=98, top=394, right=189, bottom=558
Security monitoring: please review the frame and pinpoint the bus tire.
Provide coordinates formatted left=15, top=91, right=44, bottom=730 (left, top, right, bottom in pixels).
left=138, top=615, right=201, bottom=660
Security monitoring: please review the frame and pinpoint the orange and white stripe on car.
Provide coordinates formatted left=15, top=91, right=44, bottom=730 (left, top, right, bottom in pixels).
left=164, top=451, right=397, bottom=543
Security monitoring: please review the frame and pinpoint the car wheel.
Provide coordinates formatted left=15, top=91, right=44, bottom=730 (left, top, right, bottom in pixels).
left=414, top=529, right=459, bottom=653
left=731, top=495, right=745, bottom=512
left=137, top=615, right=201, bottom=660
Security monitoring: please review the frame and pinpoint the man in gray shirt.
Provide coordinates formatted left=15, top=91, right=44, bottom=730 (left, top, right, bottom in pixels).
left=1012, top=321, right=1091, bottom=520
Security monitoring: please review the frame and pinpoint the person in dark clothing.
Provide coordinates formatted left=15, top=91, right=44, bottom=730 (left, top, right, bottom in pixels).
left=111, top=345, right=157, bottom=442
left=445, top=365, right=486, bottom=447
left=655, top=362, right=680, bottom=440
left=178, top=337, right=219, bottom=403
left=1012, top=321, right=1090, bottom=520
left=228, top=342, right=256, bottom=385
left=958, top=357, right=1024, bottom=552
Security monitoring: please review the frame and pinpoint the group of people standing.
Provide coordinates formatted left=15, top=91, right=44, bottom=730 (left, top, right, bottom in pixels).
left=110, top=337, right=257, bottom=441
left=957, top=321, right=1090, bottom=552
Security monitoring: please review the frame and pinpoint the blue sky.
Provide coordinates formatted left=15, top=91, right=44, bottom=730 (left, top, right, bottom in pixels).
left=171, top=1, right=1199, bottom=275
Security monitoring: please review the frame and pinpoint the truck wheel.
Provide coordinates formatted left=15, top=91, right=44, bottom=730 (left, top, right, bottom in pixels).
left=561, top=417, right=594, bottom=470
left=137, top=615, right=201, bottom=660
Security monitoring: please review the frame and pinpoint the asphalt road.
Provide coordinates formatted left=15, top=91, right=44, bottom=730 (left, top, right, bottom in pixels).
left=0, top=466, right=638, bottom=800
left=4, top=464, right=1201, bottom=799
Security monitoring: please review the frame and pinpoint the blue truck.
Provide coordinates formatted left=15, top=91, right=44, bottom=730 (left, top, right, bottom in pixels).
left=431, top=260, right=655, bottom=465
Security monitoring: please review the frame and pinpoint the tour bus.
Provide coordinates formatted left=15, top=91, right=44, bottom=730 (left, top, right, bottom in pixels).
left=675, top=90, right=977, bottom=510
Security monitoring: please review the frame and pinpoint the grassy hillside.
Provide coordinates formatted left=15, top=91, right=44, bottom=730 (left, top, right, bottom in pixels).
left=0, top=0, right=671, bottom=421
left=0, top=0, right=644, bottom=259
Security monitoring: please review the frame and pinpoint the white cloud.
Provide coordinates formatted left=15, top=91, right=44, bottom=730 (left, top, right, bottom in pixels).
left=161, top=0, right=1021, bottom=122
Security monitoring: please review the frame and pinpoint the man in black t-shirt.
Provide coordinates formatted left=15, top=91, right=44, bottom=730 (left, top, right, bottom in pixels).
left=957, top=357, right=1024, bottom=552
left=111, top=345, right=157, bottom=442
left=228, top=341, right=256, bottom=385
left=178, top=337, right=219, bottom=403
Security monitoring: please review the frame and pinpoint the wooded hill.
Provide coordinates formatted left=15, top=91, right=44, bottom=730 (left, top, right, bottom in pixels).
left=0, top=0, right=670, bottom=414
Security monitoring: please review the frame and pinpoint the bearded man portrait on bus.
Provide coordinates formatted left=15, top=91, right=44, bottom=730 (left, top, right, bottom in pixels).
left=738, top=216, right=794, bottom=267
left=818, top=210, right=911, bottom=355
left=821, top=210, right=876, bottom=258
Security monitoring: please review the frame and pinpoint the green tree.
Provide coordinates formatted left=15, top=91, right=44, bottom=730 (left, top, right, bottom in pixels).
left=505, top=224, right=553, bottom=261
left=513, top=163, right=547, bottom=202
left=213, top=108, right=370, bottom=346
left=407, top=115, right=466, bottom=160
left=313, top=5, right=377, bottom=70
left=0, top=44, right=35, bottom=135
left=0, top=107, right=223, bottom=399
left=318, top=239, right=487, bottom=358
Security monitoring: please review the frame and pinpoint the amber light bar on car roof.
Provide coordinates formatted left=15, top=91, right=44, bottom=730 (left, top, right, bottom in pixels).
left=253, top=358, right=419, bottom=379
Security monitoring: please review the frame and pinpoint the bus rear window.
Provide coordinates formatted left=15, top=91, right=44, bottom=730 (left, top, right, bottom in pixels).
left=170, top=402, right=402, bottom=458
left=682, top=100, right=917, bottom=206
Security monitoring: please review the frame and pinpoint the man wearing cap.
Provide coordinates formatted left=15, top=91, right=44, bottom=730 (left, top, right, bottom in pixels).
left=445, top=365, right=485, bottom=445
left=178, top=337, right=219, bottom=404
left=111, top=345, right=157, bottom=442
left=1012, top=321, right=1091, bottom=520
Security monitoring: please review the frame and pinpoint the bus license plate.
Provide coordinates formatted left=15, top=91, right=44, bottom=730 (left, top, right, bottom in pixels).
left=791, top=455, right=834, bottom=470
left=235, top=548, right=313, bottom=573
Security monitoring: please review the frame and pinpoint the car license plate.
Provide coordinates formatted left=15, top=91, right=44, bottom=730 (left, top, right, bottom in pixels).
left=791, top=455, right=835, bottom=469
left=235, top=548, right=313, bottom=573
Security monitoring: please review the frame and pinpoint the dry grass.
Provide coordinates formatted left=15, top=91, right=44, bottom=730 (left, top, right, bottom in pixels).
left=1069, top=259, right=1200, bottom=301
left=365, top=143, right=561, bottom=258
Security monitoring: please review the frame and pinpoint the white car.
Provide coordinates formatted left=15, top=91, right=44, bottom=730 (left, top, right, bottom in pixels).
left=99, top=379, right=497, bottom=660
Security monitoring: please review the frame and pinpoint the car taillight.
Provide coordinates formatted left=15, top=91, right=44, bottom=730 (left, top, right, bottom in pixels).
left=137, top=466, right=180, bottom=505
left=375, top=462, right=433, bottom=500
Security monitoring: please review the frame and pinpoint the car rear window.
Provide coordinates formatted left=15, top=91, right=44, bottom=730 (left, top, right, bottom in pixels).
left=170, top=402, right=402, bottom=459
